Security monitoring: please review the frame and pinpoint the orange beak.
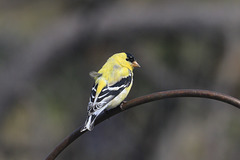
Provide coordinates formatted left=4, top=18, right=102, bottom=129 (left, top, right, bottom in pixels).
left=132, top=61, right=141, bottom=68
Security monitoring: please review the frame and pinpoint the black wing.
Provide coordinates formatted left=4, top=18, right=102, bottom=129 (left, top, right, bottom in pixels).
left=88, top=73, right=132, bottom=113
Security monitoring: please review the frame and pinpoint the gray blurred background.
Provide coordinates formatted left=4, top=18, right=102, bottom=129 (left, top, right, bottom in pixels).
left=1, top=0, right=240, bottom=160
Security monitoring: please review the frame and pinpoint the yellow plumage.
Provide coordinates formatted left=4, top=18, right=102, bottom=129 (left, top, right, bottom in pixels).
left=81, top=52, right=140, bottom=132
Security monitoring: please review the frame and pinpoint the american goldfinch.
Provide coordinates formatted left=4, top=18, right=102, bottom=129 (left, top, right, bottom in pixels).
left=81, top=52, right=140, bottom=132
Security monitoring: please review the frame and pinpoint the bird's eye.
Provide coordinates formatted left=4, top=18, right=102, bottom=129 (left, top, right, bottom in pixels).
left=126, top=53, right=135, bottom=62
left=126, top=57, right=134, bottom=62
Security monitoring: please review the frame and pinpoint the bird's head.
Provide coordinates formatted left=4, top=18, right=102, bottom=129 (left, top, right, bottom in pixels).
left=112, top=52, right=140, bottom=70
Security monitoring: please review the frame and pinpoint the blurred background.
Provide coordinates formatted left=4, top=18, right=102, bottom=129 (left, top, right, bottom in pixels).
left=1, top=0, right=240, bottom=160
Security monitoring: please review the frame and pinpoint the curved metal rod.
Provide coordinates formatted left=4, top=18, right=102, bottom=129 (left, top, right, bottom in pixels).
left=45, top=89, right=240, bottom=160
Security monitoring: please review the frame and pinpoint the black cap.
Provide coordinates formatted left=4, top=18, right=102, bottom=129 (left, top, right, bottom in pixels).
left=126, top=52, right=135, bottom=62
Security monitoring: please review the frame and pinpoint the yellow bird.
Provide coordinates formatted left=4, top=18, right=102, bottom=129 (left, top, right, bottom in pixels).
left=81, top=52, right=140, bottom=132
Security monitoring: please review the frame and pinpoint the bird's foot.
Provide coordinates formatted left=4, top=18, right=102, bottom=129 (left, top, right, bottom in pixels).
left=120, top=101, right=127, bottom=110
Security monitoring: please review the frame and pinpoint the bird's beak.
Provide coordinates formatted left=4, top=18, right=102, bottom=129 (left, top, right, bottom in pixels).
left=132, top=61, right=141, bottom=68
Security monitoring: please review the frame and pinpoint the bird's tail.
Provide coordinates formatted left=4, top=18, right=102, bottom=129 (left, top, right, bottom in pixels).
left=80, top=114, right=98, bottom=132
